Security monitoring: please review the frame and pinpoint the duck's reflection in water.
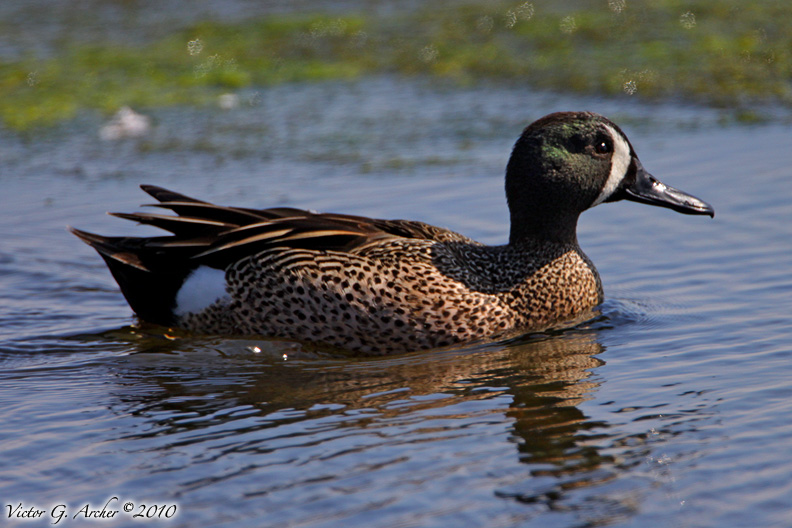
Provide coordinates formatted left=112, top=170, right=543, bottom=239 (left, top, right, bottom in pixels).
left=110, top=326, right=610, bottom=517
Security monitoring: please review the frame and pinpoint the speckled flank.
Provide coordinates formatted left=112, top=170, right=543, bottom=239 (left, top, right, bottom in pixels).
left=179, top=238, right=602, bottom=355
left=71, top=111, right=712, bottom=355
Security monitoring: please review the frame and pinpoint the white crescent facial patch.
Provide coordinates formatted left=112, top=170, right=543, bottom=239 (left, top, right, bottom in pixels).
left=591, top=124, right=633, bottom=207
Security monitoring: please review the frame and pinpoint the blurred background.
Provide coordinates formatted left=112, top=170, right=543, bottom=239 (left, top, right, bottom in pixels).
left=1, top=0, right=790, bottom=130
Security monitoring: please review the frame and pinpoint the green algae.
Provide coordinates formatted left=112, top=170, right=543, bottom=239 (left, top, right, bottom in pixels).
left=2, top=1, right=791, bottom=130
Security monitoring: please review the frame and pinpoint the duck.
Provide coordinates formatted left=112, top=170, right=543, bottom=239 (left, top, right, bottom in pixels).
left=71, top=111, right=714, bottom=354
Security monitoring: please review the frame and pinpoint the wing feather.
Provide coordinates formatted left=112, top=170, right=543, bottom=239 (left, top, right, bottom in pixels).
left=76, top=185, right=473, bottom=270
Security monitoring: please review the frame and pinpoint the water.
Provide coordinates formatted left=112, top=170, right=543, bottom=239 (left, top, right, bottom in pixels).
left=2, top=78, right=792, bottom=527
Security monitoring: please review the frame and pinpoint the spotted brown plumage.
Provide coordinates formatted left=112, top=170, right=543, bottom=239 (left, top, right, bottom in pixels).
left=71, top=111, right=714, bottom=354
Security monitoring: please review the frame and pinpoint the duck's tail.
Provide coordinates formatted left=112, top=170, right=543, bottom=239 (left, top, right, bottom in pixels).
left=69, top=227, right=191, bottom=326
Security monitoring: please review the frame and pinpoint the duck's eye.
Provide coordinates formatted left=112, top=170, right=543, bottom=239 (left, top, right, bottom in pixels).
left=595, top=140, right=612, bottom=154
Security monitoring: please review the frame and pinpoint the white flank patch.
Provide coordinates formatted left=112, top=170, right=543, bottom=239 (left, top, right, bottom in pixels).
left=591, top=124, right=632, bottom=207
left=174, top=266, right=231, bottom=316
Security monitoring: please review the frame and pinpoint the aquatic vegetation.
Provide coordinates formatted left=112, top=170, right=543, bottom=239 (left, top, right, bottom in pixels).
left=1, top=0, right=790, bottom=130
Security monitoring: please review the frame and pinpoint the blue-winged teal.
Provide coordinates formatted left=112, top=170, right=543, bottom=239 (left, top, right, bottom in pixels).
left=71, top=111, right=714, bottom=354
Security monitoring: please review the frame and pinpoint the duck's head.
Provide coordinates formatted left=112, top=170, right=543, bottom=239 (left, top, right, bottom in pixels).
left=506, top=111, right=714, bottom=245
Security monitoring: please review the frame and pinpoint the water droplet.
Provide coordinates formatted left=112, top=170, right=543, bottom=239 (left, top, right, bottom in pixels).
left=419, top=45, right=439, bottom=64
left=187, top=38, right=204, bottom=56
left=680, top=11, right=696, bottom=30
left=249, top=346, right=262, bottom=354
left=560, top=15, right=577, bottom=34
left=505, top=2, right=534, bottom=28
left=26, top=71, right=38, bottom=87
left=516, top=3, right=534, bottom=20
left=608, top=0, right=626, bottom=13
left=623, top=80, right=637, bottom=95
left=476, top=15, right=494, bottom=34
